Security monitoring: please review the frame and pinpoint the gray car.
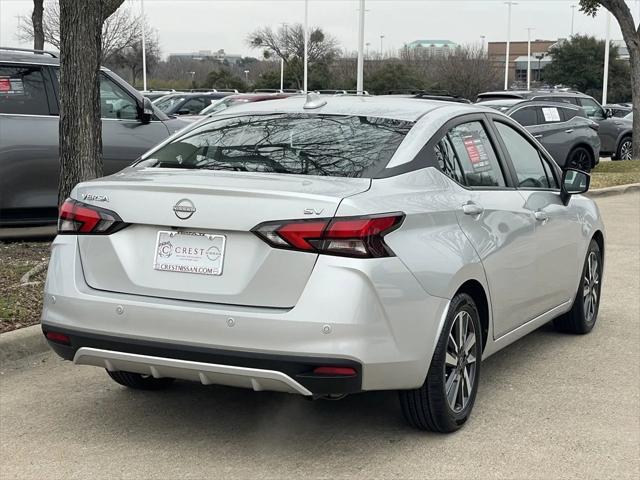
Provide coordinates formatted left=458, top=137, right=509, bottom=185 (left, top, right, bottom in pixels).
left=0, top=47, right=188, bottom=228
left=478, top=90, right=632, bottom=160
left=480, top=99, right=601, bottom=171
left=42, top=95, right=604, bottom=432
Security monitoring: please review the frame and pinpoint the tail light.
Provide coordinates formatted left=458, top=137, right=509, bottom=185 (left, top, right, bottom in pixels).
left=58, top=198, right=126, bottom=235
left=252, top=213, right=404, bottom=258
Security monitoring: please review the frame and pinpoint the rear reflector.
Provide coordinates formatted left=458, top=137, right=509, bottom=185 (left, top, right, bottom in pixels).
left=313, top=367, right=357, bottom=376
left=45, top=331, right=71, bottom=345
left=58, top=198, right=125, bottom=235
left=252, top=213, right=404, bottom=258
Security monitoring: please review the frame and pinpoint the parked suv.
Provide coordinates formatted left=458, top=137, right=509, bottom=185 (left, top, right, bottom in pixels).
left=0, top=47, right=188, bottom=228
left=478, top=90, right=632, bottom=160
left=480, top=99, right=600, bottom=171
left=153, top=92, right=231, bottom=117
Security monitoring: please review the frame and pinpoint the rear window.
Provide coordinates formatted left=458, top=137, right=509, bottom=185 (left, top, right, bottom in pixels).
left=137, top=114, right=414, bottom=178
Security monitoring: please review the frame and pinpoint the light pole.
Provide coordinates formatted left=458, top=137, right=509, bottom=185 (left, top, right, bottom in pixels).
left=303, top=0, right=309, bottom=93
left=188, top=71, right=195, bottom=89
left=480, top=35, right=486, bottom=56
left=141, top=0, right=147, bottom=91
left=526, top=27, right=534, bottom=91
left=366, top=42, right=371, bottom=59
left=535, top=53, right=544, bottom=84
left=504, top=1, right=517, bottom=91
left=602, top=11, right=611, bottom=105
left=356, top=0, right=365, bottom=94
left=570, top=4, right=577, bottom=36
left=380, top=34, right=385, bottom=58
left=244, top=70, right=250, bottom=84
left=280, top=23, right=288, bottom=92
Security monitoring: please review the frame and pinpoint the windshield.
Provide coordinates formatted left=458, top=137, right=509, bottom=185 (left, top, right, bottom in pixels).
left=154, top=95, right=185, bottom=111
left=136, top=113, right=413, bottom=178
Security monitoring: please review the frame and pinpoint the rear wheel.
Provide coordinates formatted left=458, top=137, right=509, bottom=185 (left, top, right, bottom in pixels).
left=399, top=293, right=482, bottom=432
left=554, top=239, right=602, bottom=334
left=566, top=147, right=593, bottom=172
left=107, top=370, right=175, bottom=390
left=615, top=137, right=633, bottom=161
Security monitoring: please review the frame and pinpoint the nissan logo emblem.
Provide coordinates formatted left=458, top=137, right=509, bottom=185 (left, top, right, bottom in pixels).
left=173, top=199, right=196, bottom=220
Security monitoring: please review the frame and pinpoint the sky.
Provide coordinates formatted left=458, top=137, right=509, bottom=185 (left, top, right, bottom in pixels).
left=1, top=0, right=639, bottom=58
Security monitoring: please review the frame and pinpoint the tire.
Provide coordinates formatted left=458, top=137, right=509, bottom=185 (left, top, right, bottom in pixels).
left=554, top=239, right=603, bottom=334
left=566, top=146, right=593, bottom=172
left=399, top=293, right=482, bottom=432
left=615, top=136, right=633, bottom=161
left=106, top=370, right=175, bottom=390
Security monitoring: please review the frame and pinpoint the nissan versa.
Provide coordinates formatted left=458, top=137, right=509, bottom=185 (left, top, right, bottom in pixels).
left=41, top=95, right=605, bottom=432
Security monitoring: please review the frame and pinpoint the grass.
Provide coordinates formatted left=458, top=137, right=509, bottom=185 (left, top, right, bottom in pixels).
left=0, top=242, right=51, bottom=333
left=590, top=160, right=640, bottom=189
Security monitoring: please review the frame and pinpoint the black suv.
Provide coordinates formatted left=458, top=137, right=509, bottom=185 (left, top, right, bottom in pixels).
left=478, top=90, right=633, bottom=160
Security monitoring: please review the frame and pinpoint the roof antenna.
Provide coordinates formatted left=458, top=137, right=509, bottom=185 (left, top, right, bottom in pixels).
left=303, top=92, right=327, bottom=109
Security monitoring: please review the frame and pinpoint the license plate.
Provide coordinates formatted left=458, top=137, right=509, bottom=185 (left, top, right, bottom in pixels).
left=153, top=231, right=226, bottom=276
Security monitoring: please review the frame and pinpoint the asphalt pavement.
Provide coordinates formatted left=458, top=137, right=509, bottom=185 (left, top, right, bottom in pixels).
left=1, top=192, right=638, bottom=480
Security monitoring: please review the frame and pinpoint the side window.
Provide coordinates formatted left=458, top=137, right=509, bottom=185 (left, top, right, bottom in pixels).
left=540, top=106, right=562, bottom=123
left=434, top=121, right=506, bottom=188
left=511, top=107, right=538, bottom=126
left=535, top=96, right=576, bottom=105
left=99, top=75, right=138, bottom=120
left=495, top=122, right=554, bottom=189
left=0, top=65, right=49, bottom=115
left=578, top=98, right=605, bottom=120
left=561, top=108, right=579, bottom=121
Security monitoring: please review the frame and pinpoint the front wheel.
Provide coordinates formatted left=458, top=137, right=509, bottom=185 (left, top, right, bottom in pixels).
left=399, top=293, right=482, bottom=432
left=554, top=239, right=603, bottom=334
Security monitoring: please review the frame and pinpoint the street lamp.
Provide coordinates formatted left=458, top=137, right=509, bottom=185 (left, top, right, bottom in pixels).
left=526, top=27, right=534, bottom=91
left=570, top=4, right=577, bottom=36
left=244, top=70, right=250, bottom=84
left=280, top=23, right=288, bottom=92
left=188, top=71, right=195, bottom=88
left=504, top=1, right=517, bottom=90
left=480, top=35, right=486, bottom=56
left=535, top=53, right=544, bottom=84
left=365, top=42, right=371, bottom=59
left=356, top=0, right=365, bottom=94
left=380, top=34, right=385, bottom=58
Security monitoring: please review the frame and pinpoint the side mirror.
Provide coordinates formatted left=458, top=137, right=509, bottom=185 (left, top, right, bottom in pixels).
left=560, top=168, right=590, bottom=205
left=177, top=109, right=192, bottom=115
left=140, top=97, right=154, bottom=124
left=604, top=108, right=613, bottom=118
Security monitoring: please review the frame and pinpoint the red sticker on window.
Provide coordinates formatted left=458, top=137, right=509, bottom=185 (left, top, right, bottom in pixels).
left=0, top=77, right=11, bottom=92
left=463, top=138, right=481, bottom=164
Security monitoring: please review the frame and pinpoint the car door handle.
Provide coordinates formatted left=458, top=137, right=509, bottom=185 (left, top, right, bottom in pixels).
left=534, top=211, right=549, bottom=222
left=564, top=129, right=574, bottom=134
left=462, top=203, right=484, bottom=216
left=534, top=134, right=543, bottom=139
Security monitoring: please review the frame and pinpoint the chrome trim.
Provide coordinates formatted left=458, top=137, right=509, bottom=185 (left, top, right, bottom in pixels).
left=73, top=347, right=313, bottom=395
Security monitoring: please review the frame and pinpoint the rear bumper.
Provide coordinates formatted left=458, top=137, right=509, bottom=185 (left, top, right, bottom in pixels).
left=44, top=327, right=361, bottom=395
left=41, top=235, right=450, bottom=393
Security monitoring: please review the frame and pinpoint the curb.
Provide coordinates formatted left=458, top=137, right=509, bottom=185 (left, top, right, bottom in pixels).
left=587, top=183, right=640, bottom=198
left=0, top=324, right=49, bottom=365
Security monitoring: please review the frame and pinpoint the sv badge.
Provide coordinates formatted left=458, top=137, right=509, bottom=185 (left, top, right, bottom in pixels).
left=303, top=208, right=324, bottom=216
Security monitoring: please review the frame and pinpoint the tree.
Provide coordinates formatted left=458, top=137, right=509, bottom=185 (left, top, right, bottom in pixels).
left=248, top=24, right=340, bottom=89
left=544, top=35, right=631, bottom=103
left=109, top=35, right=160, bottom=87
left=31, top=0, right=44, bottom=51
left=580, top=0, right=640, bottom=158
left=365, top=63, right=424, bottom=95
left=18, top=0, right=144, bottom=63
left=58, top=0, right=124, bottom=205
left=204, top=69, right=247, bottom=91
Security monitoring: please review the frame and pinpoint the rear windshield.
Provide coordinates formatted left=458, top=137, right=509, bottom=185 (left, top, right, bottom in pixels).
left=136, top=113, right=414, bottom=178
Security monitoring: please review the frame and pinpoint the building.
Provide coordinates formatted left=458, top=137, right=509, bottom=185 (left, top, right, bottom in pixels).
left=488, top=40, right=558, bottom=87
left=167, top=49, right=242, bottom=65
left=406, top=39, right=458, bottom=57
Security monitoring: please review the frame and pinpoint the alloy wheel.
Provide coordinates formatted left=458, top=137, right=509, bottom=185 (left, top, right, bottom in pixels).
left=583, top=251, right=600, bottom=323
left=569, top=149, right=591, bottom=171
left=620, top=140, right=633, bottom=161
left=444, top=310, right=477, bottom=413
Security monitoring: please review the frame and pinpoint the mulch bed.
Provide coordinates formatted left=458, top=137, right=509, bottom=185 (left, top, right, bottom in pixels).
left=0, top=241, right=51, bottom=333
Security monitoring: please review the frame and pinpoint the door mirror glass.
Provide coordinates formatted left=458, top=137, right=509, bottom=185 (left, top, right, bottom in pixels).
left=562, top=168, right=590, bottom=195
left=177, top=108, right=191, bottom=115
left=605, top=108, right=613, bottom=118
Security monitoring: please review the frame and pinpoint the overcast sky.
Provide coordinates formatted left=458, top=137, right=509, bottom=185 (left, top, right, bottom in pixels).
left=1, top=0, right=639, bottom=58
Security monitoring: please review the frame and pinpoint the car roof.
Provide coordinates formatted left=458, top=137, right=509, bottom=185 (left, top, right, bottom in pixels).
left=478, top=90, right=589, bottom=101
left=0, top=49, right=60, bottom=66
left=218, top=94, right=487, bottom=122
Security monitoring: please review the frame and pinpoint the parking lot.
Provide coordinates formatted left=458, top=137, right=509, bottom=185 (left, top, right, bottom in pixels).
left=0, top=191, right=638, bottom=479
